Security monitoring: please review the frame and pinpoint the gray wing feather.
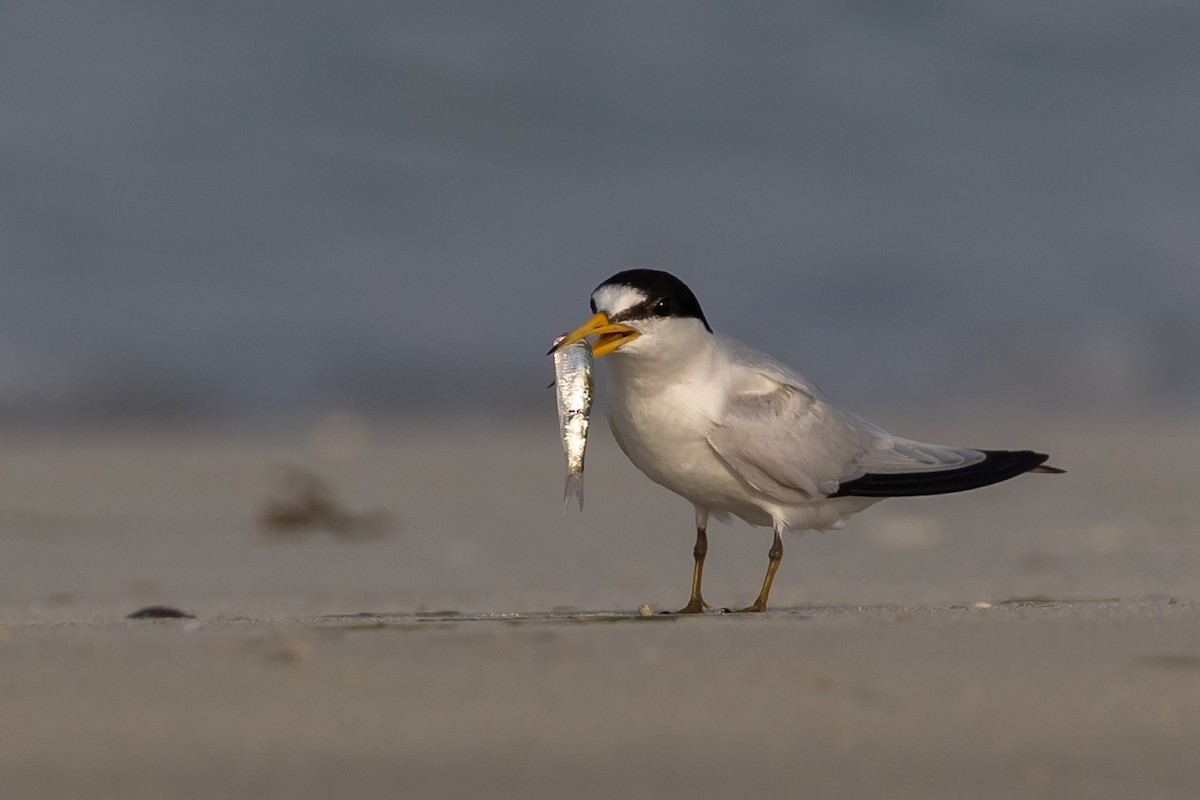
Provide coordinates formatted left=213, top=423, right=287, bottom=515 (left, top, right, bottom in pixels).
left=706, top=335, right=984, bottom=501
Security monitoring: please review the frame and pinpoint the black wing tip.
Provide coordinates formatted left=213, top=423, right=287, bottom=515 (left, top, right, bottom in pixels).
left=833, top=449, right=1057, bottom=498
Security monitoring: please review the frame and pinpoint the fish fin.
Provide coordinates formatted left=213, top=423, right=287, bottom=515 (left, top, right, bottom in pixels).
left=563, top=473, right=584, bottom=512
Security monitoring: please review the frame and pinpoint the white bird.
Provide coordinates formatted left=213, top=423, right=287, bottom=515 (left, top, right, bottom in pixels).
left=551, top=269, right=1063, bottom=613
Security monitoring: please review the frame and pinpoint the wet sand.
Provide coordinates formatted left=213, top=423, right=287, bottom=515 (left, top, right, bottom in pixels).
left=1, top=416, right=1198, bottom=798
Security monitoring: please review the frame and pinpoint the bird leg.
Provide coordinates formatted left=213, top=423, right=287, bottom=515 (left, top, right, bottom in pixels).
left=668, top=511, right=711, bottom=614
left=737, top=527, right=783, bottom=613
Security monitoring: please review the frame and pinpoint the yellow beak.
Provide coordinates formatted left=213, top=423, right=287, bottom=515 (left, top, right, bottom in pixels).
left=549, top=312, right=640, bottom=358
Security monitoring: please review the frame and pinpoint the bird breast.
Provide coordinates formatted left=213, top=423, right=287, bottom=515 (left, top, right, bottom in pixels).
left=604, top=363, right=759, bottom=513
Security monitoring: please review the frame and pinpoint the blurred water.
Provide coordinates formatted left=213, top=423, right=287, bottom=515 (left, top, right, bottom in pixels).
left=1, top=1, right=1197, bottom=424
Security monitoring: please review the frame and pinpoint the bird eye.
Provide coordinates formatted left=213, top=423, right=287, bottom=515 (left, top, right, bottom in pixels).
left=653, top=298, right=671, bottom=315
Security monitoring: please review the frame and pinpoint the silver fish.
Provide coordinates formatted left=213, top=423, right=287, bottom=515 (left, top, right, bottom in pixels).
left=551, top=334, right=593, bottom=511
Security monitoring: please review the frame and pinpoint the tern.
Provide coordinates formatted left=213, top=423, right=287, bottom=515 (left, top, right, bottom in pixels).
left=551, top=269, right=1062, bottom=613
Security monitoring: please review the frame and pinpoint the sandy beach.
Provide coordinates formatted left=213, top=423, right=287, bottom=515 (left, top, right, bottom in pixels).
left=1, top=415, right=1198, bottom=798
left=5, top=1, right=1198, bottom=795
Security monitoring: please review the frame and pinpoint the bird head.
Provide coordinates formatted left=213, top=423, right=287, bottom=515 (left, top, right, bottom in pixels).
left=550, top=269, right=713, bottom=359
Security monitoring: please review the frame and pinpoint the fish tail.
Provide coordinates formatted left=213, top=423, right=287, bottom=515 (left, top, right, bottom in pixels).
left=563, top=472, right=584, bottom=512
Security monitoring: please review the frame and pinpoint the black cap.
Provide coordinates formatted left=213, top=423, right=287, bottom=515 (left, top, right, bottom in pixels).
left=593, top=269, right=712, bottom=333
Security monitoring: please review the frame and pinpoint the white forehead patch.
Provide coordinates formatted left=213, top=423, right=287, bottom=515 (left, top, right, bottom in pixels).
left=592, top=284, right=646, bottom=317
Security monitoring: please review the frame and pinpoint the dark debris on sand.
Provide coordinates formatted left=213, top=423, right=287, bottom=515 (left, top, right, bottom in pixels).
left=259, top=466, right=394, bottom=541
left=127, top=605, right=196, bottom=620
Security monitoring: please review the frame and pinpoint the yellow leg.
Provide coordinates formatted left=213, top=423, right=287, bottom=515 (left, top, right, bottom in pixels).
left=668, top=510, right=711, bottom=614
left=737, top=527, right=783, bottom=613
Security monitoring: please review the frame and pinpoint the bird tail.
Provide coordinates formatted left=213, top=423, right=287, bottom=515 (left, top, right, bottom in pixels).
left=832, top=450, right=1062, bottom=498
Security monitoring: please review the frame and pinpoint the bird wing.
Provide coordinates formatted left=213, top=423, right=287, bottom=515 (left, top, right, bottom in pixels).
left=705, top=335, right=986, bottom=502
left=706, top=377, right=864, bottom=502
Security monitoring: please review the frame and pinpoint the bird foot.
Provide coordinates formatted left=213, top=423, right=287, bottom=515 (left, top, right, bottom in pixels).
left=659, top=598, right=712, bottom=615
left=733, top=602, right=767, bottom=613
